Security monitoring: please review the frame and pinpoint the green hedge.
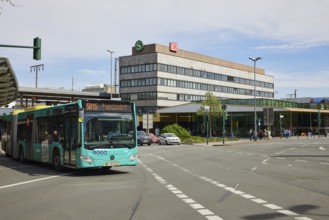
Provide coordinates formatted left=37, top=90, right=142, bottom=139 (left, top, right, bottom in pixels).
left=160, top=123, right=239, bottom=144
left=161, top=123, right=191, bottom=140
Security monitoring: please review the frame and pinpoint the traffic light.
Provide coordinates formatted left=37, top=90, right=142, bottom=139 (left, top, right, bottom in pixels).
left=221, top=104, right=227, bottom=111
left=224, top=112, right=228, bottom=120
left=33, top=37, right=41, bottom=60
left=222, top=111, right=228, bottom=125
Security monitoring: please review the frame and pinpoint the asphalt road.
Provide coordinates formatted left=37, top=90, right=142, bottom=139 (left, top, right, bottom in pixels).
left=0, top=137, right=328, bottom=220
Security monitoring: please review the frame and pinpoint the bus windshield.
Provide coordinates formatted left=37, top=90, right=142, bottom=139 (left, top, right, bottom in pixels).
left=83, top=112, right=135, bottom=149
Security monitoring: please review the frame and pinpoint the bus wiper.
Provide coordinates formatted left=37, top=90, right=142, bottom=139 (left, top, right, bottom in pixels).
left=108, top=142, right=134, bottom=149
left=88, top=144, right=109, bottom=149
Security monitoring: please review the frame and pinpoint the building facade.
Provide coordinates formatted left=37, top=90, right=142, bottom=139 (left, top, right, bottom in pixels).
left=82, top=84, right=116, bottom=94
left=119, top=42, right=274, bottom=114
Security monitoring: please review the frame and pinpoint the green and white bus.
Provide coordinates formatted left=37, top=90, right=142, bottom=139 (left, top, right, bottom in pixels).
left=1, top=99, right=138, bottom=170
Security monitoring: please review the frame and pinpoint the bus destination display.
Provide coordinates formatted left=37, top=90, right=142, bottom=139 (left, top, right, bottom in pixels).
left=84, top=101, right=131, bottom=113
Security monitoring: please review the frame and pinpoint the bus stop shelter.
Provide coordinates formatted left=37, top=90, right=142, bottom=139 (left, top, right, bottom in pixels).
left=0, top=57, right=18, bottom=107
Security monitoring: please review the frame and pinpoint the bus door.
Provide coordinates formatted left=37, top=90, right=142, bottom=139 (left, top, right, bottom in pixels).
left=25, top=114, right=33, bottom=160
left=63, top=115, right=77, bottom=167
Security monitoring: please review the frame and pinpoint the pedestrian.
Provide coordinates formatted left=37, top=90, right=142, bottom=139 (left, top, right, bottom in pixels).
left=249, top=129, right=253, bottom=141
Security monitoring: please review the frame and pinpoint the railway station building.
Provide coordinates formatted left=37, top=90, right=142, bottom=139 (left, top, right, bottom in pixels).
left=118, top=42, right=328, bottom=137
left=119, top=42, right=274, bottom=114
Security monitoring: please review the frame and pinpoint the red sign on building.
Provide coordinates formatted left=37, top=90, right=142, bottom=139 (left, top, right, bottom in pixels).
left=169, top=42, right=178, bottom=52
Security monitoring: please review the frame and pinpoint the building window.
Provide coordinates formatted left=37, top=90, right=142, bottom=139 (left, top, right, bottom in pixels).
left=120, top=62, right=274, bottom=98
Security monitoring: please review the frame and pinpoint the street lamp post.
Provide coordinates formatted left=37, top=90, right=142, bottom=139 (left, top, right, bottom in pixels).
left=204, top=106, right=210, bottom=145
left=279, top=114, right=284, bottom=138
left=107, top=50, right=115, bottom=96
left=249, top=57, right=262, bottom=140
left=318, top=104, right=324, bottom=138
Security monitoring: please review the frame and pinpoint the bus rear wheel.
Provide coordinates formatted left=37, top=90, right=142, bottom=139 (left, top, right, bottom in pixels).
left=53, top=149, right=62, bottom=171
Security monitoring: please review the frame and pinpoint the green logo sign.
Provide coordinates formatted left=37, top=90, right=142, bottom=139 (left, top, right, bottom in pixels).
left=135, top=40, right=144, bottom=52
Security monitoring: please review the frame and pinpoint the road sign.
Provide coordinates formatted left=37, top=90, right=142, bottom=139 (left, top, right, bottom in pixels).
left=143, top=114, right=153, bottom=129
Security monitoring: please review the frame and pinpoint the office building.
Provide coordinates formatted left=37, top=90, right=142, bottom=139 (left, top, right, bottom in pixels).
left=119, top=42, right=274, bottom=114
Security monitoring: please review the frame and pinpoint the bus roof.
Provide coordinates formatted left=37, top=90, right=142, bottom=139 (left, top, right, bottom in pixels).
left=11, top=109, right=24, bottom=115
left=24, top=105, right=50, bottom=112
left=6, top=105, right=51, bottom=116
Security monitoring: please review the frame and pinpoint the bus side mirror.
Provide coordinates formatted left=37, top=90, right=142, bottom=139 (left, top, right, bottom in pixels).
left=78, top=108, right=84, bottom=123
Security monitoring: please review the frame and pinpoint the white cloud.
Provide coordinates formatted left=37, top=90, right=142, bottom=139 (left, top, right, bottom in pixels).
left=2, top=0, right=329, bottom=59
left=254, top=41, right=329, bottom=51
left=79, top=69, right=107, bottom=76
left=1, top=0, right=329, bottom=96
left=270, top=70, right=329, bottom=90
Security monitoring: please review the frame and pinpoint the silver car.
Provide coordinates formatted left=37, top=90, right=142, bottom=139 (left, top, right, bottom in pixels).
left=159, top=133, right=181, bottom=145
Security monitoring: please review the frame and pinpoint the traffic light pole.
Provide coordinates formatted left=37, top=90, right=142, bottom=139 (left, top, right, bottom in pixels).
left=0, top=37, right=42, bottom=60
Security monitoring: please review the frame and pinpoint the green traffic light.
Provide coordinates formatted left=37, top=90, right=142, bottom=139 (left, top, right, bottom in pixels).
left=33, top=37, right=41, bottom=60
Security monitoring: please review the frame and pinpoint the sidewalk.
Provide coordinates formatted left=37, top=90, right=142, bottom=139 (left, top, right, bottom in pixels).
left=192, top=136, right=297, bottom=147
left=193, top=135, right=328, bottom=147
left=192, top=138, right=252, bottom=147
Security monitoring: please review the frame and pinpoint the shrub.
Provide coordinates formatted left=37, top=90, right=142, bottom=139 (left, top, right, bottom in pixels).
left=161, top=124, right=191, bottom=140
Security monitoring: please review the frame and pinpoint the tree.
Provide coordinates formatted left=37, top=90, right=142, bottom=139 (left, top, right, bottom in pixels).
left=196, top=92, right=223, bottom=137
left=0, top=0, right=18, bottom=14
left=161, top=123, right=191, bottom=140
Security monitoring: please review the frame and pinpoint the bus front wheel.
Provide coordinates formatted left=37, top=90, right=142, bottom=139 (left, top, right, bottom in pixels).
left=53, top=149, right=62, bottom=171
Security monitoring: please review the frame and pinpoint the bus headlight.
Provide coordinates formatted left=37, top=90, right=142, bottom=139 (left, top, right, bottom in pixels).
left=80, top=155, right=93, bottom=164
left=130, top=154, right=138, bottom=161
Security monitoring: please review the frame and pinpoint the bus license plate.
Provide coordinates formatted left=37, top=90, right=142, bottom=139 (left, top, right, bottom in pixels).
left=105, top=162, right=120, bottom=166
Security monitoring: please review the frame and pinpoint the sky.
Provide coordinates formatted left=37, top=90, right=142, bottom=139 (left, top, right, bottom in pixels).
left=0, top=0, right=328, bottom=99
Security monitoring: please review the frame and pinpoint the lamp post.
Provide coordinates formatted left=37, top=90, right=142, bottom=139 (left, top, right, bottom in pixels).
left=318, top=104, right=324, bottom=138
left=279, top=114, right=284, bottom=138
left=107, top=50, right=115, bottom=96
left=249, top=57, right=262, bottom=140
left=204, top=106, right=210, bottom=145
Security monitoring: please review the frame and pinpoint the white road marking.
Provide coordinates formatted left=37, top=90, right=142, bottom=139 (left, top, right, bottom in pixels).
left=241, top=194, right=255, bottom=199
left=278, top=209, right=299, bottom=216
left=151, top=154, right=314, bottom=220
left=0, top=170, right=81, bottom=190
left=0, top=175, right=60, bottom=189
left=263, top=204, right=282, bottom=210
left=276, top=151, right=285, bottom=155
left=183, top=198, right=196, bottom=204
left=140, top=160, right=224, bottom=220
left=252, top=198, right=267, bottom=204
left=197, top=209, right=215, bottom=215
left=262, top=158, right=270, bottom=164
left=176, top=194, right=188, bottom=199
left=206, top=216, right=224, bottom=220
left=295, top=217, right=313, bottom=220
left=190, top=203, right=205, bottom=209
left=295, top=160, right=308, bottom=163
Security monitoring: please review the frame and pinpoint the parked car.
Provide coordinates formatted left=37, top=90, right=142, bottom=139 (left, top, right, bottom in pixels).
left=146, top=133, right=159, bottom=143
left=159, top=133, right=181, bottom=145
left=137, top=131, right=152, bottom=146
